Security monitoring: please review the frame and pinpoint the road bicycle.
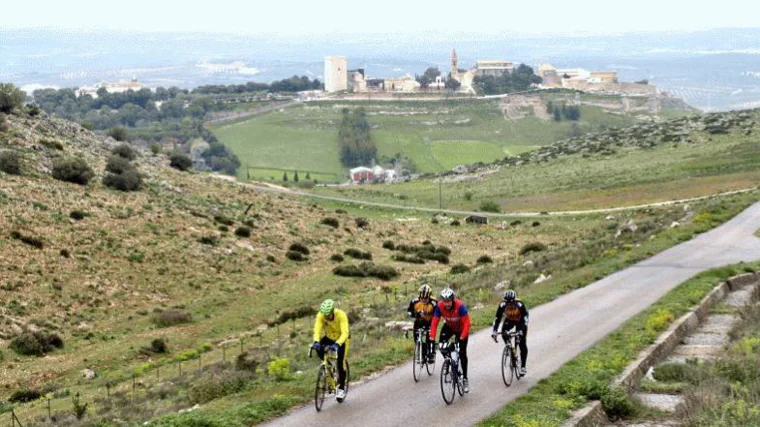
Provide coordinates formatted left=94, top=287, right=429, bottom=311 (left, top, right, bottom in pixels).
left=493, top=329, right=524, bottom=387
left=406, top=327, right=435, bottom=382
left=309, top=346, right=350, bottom=412
left=438, top=339, right=465, bottom=404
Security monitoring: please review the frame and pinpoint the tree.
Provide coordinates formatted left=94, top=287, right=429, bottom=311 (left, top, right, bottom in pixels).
left=293, top=171, right=299, bottom=182
left=0, top=83, right=26, bottom=113
left=282, top=172, right=288, bottom=182
left=445, top=74, right=461, bottom=91
left=339, top=107, right=376, bottom=168
left=305, top=172, right=311, bottom=180
left=553, top=107, right=562, bottom=122
left=107, top=126, right=129, bottom=141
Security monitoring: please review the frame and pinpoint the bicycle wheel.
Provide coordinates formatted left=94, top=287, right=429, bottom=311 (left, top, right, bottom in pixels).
left=501, top=344, right=514, bottom=387
left=314, top=365, right=327, bottom=412
left=413, top=338, right=422, bottom=382
left=456, top=361, right=465, bottom=396
left=440, top=359, right=456, bottom=405
left=513, top=347, right=522, bottom=382
left=426, top=343, right=436, bottom=376
left=339, top=360, right=350, bottom=402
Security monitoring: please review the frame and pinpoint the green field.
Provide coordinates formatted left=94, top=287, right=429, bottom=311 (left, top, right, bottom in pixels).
left=211, top=95, right=669, bottom=181
left=312, top=111, right=760, bottom=212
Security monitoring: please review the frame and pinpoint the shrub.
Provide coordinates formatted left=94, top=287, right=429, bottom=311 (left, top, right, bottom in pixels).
left=198, top=235, right=218, bottom=246
left=10, top=331, right=64, bottom=356
left=365, top=264, right=400, bottom=281
left=234, top=226, right=251, bottom=238
left=601, top=385, right=637, bottom=419
left=653, top=362, right=701, bottom=383
left=286, top=251, right=307, bottom=261
left=266, top=255, right=277, bottom=263
left=107, top=126, right=129, bottom=142
left=103, top=168, right=142, bottom=192
left=333, top=265, right=366, bottom=278
left=392, top=253, right=425, bottom=264
left=382, top=240, right=395, bottom=250
left=105, top=155, right=131, bottom=174
left=431, top=218, right=439, bottom=224
left=10, top=231, right=44, bottom=249
left=236, top=353, right=259, bottom=371
left=477, top=255, right=493, bottom=264
left=218, top=225, right=229, bottom=233
left=69, top=210, right=88, bottom=220
left=320, top=217, right=340, bottom=228
left=479, top=200, right=501, bottom=213
left=0, top=151, right=21, bottom=175
left=288, top=242, right=310, bottom=255
left=510, top=220, right=522, bottom=226
left=150, top=143, right=162, bottom=155
left=450, top=264, right=471, bottom=275
left=169, top=152, right=192, bottom=171
left=9, top=388, right=42, bottom=403
left=435, top=246, right=452, bottom=255
left=451, top=219, right=461, bottom=226
left=645, top=309, right=674, bottom=333
left=298, top=180, right=315, bottom=189
left=267, top=358, right=292, bottom=381
left=532, top=221, right=541, bottom=227
left=519, top=242, right=547, bottom=255
left=60, top=249, right=71, bottom=258
left=355, top=217, right=369, bottom=229
left=150, top=338, right=168, bottom=354
left=335, top=209, right=347, bottom=214
left=0, top=83, right=25, bottom=113
left=214, top=215, right=234, bottom=226
left=152, top=310, right=192, bottom=327
left=330, top=254, right=344, bottom=262
left=52, top=157, right=93, bottom=185
left=72, top=392, right=88, bottom=420
left=111, top=143, right=136, bottom=160
left=344, top=248, right=372, bottom=260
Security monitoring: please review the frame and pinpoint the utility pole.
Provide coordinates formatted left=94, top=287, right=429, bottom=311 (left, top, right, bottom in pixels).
left=438, top=179, right=442, bottom=210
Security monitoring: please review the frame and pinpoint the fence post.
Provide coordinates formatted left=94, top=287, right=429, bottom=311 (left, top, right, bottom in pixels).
left=179, top=361, right=182, bottom=376
left=11, top=408, right=15, bottom=427
left=223, top=345, right=226, bottom=362
left=106, top=381, right=111, bottom=398
left=240, top=339, right=244, bottom=355
left=47, top=398, right=51, bottom=420
left=198, top=353, right=202, bottom=370
left=132, top=374, right=136, bottom=400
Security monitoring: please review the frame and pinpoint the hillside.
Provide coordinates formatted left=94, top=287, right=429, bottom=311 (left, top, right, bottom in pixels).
left=211, top=92, right=692, bottom=182
left=311, top=108, right=760, bottom=212
left=1, top=110, right=757, bottom=426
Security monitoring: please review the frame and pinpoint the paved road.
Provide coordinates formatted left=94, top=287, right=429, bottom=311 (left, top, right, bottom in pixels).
left=262, top=200, right=760, bottom=427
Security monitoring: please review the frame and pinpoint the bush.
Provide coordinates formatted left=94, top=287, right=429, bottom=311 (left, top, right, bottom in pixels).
left=150, top=338, right=168, bottom=354
left=10, top=331, right=64, bottom=356
left=60, top=249, right=71, bottom=258
left=0, top=151, right=21, bottom=175
left=107, top=126, right=129, bottom=142
left=169, top=152, right=192, bottom=171
left=382, top=240, right=395, bottom=250
left=435, top=246, right=452, bottom=255
left=450, top=264, right=471, bottom=275
left=52, top=157, right=93, bottom=185
left=103, top=168, right=142, bottom=192
left=532, top=221, right=541, bottom=227
left=111, top=143, right=136, bottom=160
left=150, top=143, right=162, bottom=155
left=510, top=220, right=522, bottom=226
left=519, top=242, right=547, bottom=255
left=333, top=265, right=366, bottom=278
left=344, top=248, right=372, bottom=260
left=392, top=253, right=425, bottom=264
left=214, top=215, right=234, bottom=226
left=267, top=358, right=292, bottom=381
left=477, top=255, right=493, bottom=264
left=653, top=362, right=701, bottom=383
left=601, top=385, right=637, bottom=419
left=479, top=200, right=501, bottom=213
left=335, top=209, right=347, bottom=214
left=10, top=231, right=44, bottom=249
left=236, top=353, right=259, bottom=371
left=151, top=310, right=192, bottom=327
left=9, top=388, right=42, bottom=403
left=330, top=254, right=344, bottom=262
left=645, top=309, right=674, bottom=333
left=288, top=242, right=310, bottom=255
left=105, top=155, right=131, bottom=174
left=234, top=226, right=251, bottom=238
left=0, top=83, right=25, bottom=113
left=298, top=180, right=315, bottom=189
left=286, top=251, right=307, bottom=261
left=320, top=217, right=340, bottom=228
left=365, top=264, right=400, bottom=281
left=188, top=371, right=250, bottom=404
left=198, top=235, right=218, bottom=246
left=451, top=219, right=461, bottom=226
left=69, top=210, right=88, bottom=220
left=355, top=217, right=369, bottom=229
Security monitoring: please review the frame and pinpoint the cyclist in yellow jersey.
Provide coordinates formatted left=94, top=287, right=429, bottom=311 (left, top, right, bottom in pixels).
left=311, top=299, right=350, bottom=401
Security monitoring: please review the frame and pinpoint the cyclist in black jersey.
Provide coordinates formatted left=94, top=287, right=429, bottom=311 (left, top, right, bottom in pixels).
left=406, top=284, right=436, bottom=363
left=491, top=289, right=530, bottom=376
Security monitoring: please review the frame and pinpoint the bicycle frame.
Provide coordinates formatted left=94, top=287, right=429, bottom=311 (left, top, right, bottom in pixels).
left=310, top=347, right=339, bottom=390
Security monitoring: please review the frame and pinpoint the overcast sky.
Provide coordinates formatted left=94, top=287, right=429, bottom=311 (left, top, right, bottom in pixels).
left=2, top=0, right=758, bottom=35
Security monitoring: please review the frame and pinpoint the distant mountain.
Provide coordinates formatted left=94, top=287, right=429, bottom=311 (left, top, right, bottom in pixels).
left=2, top=28, right=760, bottom=110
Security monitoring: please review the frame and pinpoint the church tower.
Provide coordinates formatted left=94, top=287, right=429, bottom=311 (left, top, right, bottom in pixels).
left=450, top=48, right=458, bottom=78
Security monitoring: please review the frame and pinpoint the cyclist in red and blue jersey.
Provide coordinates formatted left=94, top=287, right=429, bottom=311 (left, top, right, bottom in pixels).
left=430, top=287, right=472, bottom=393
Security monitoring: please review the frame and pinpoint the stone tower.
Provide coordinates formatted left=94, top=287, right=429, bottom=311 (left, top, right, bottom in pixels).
left=450, top=48, right=458, bottom=78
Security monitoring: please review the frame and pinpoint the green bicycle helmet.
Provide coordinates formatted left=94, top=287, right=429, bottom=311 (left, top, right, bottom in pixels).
left=320, top=299, right=335, bottom=316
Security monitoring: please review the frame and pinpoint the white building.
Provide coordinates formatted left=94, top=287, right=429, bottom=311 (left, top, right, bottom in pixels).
left=75, top=77, right=145, bottom=98
left=324, top=56, right=348, bottom=93
left=475, top=60, right=514, bottom=77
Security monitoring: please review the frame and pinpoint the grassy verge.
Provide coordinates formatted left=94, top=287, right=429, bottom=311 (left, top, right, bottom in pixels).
left=479, top=262, right=760, bottom=427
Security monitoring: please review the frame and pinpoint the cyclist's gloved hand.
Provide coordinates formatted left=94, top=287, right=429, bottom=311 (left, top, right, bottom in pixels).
left=311, top=342, right=321, bottom=351
left=518, top=330, right=524, bottom=336
left=328, top=343, right=340, bottom=353
left=491, top=331, right=498, bottom=341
